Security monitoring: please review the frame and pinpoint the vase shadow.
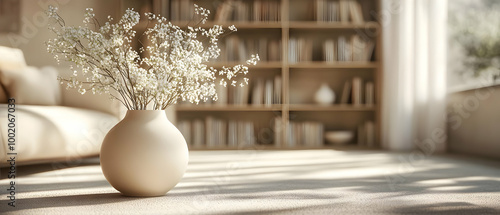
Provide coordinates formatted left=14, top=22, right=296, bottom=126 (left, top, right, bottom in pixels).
left=0, top=192, right=147, bottom=212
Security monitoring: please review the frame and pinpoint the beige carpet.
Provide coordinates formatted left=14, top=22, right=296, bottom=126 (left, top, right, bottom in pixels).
left=1, top=150, right=500, bottom=214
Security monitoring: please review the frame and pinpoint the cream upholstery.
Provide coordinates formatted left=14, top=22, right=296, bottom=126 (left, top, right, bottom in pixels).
left=0, top=46, right=27, bottom=104
left=0, top=46, right=27, bottom=70
left=0, top=66, right=62, bottom=105
left=0, top=84, right=7, bottom=103
left=0, top=46, right=122, bottom=166
left=0, top=105, right=118, bottom=167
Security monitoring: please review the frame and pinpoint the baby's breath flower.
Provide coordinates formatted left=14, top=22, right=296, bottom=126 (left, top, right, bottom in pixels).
left=46, top=5, right=58, bottom=18
left=46, top=4, right=259, bottom=110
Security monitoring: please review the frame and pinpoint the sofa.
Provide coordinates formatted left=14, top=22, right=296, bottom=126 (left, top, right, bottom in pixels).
left=0, top=46, right=123, bottom=167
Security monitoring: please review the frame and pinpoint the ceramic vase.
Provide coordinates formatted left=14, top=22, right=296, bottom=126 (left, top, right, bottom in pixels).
left=100, top=110, right=189, bottom=197
left=314, top=83, right=335, bottom=104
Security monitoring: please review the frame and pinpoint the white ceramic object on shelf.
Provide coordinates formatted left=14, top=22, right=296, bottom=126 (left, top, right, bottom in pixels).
left=100, top=110, right=189, bottom=197
left=325, top=130, right=354, bottom=145
left=314, top=83, right=335, bottom=105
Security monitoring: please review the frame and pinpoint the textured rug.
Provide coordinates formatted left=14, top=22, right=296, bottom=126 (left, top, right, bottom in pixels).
left=1, top=150, right=500, bottom=214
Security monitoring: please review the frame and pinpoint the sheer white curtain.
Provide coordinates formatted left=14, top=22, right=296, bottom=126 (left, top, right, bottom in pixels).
left=381, top=0, right=447, bottom=152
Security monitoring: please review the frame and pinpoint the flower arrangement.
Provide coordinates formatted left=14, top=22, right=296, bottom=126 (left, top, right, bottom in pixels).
left=46, top=5, right=259, bottom=110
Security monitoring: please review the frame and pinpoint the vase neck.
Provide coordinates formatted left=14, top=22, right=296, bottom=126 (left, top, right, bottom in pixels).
left=124, top=110, right=168, bottom=121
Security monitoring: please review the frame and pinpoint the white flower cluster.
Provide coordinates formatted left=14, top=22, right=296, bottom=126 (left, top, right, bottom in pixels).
left=46, top=5, right=259, bottom=110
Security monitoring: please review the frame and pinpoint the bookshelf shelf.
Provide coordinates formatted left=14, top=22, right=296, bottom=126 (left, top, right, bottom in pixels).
left=207, top=61, right=283, bottom=69
left=189, top=145, right=278, bottom=150
left=289, top=104, right=375, bottom=111
left=120, top=0, right=382, bottom=150
left=189, top=145, right=378, bottom=151
left=288, top=62, right=378, bottom=69
left=177, top=105, right=283, bottom=112
left=288, top=21, right=379, bottom=29
left=168, top=21, right=282, bottom=29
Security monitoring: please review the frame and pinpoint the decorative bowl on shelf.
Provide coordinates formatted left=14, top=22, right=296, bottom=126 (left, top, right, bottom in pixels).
left=325, top=130, right=354, bottom=145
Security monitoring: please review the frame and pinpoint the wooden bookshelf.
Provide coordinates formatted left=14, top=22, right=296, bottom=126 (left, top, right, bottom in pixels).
left=207, top=61, right=283, bottom=69
left=288, top=21, right=379, bottom=29
left=119, top=0, right=382, bottom=150
left=177, top=105, right=283, bottom=112
left=172, top=21, right=282, bottom=29
left=288, top=62, right=378, bottom=69
left=289, top=104, right=375, bottom=112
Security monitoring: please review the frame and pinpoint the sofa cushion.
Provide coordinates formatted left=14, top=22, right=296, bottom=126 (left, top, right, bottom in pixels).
left=0, top=46, right=25, bottom=104
left=0, top=46, right=27, bottom=70
left=0, top=66, right=62, bottom=105
left=0, top=83, right=7, bottom=103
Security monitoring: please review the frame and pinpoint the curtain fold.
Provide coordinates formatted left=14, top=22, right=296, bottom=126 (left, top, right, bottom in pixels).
left=381, top=0, right=447, bottom=152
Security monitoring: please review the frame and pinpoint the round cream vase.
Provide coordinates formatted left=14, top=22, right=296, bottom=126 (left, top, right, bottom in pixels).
left=100, top=110, right=189, bottom=197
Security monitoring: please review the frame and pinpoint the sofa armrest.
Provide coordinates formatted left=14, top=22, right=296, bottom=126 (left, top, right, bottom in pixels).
left=0, top=105, right=119, bottom=167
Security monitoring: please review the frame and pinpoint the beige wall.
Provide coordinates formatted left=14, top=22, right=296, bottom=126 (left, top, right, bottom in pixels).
left=447, top=85, right=500, bottom=159
left=0, top=0, right=131, bottom=115
left=0, top=0, right=119, bottom=67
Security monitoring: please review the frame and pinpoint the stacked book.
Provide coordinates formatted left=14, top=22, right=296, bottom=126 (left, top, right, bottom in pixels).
left=200, top=81, right=249, bottom=105
left=177, top=118, right=257, bottom=148
left=229, top=83, right=250, bottom=105
left=357, top=120, right=375, bottom=147
left=316, top=0, right=364, bottom=23
left=251, top=77, right=282, bottom=106
left=287, top=121, right=324, bottom=147
left=339, top=77, right=375, bottom=106
left=153, top=0, right=281, bottom=22
left=169, top=0, right=194, bottom=21
left=191, top=119, right=205, bottom=147
left=324, top=35, right=375, bottom=62
left=214, top=0, right=281, bottom=22
left=205, top=116, right=228, bottom=148
left=219, top=36, right=281, bottom=62
left=227, top=120, right=256, bottom=147
left=288, top=38, right=313, bottom=63
left=193, top=76, right=282, bottom=106
left=273, top=117, right=282, bottom=146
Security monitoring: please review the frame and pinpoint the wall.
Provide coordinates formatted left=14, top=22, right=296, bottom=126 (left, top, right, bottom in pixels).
left=0, top=0, right=119, bottom=67
left=447, top=84, right=500, bottom=159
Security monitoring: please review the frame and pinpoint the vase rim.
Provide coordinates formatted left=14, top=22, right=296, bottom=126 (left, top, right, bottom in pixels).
left=126, top=110, right=166, bottom=111
left=124, top=110, right=168, bottom=119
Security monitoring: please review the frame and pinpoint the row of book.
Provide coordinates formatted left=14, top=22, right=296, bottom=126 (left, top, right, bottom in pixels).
left=177, top=118, right=257, bottom=148
left=316, top=0, right=365, bottom=23
left=250, top=77, right=282, bottom=105
left=339, top=77, right=375, bottom=105
left=195, top=76, right=282, bottom=106
left=288, top=38, right=313, bottom=63
left=289, top=36, right=374, bottom=63
left=324, top=35, right=375, bottom=62
left=177, top=116, right=256, bottom=148
left=153, top=0, right=281, bottom=22
left=152, top=0, right=366, bottom=23
left=287, top=121, right=325, bottom=147
left=190, top=76, right=372, bottom=106
left=357, top=120, right=375, bottom=147
left=217, top=36, right=281, bottom=62
left=177, top=117, right=375, bottom=148
left=167, top=0, right=194, bottom=21
left=215, top=0, right=281, bottom=22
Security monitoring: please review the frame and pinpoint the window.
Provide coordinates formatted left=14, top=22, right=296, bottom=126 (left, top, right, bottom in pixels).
left=448, top=0, right=500, bottom=90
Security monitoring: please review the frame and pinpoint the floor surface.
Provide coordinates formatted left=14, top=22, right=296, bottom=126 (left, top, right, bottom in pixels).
left=1, top=150, right=500, bottom=214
